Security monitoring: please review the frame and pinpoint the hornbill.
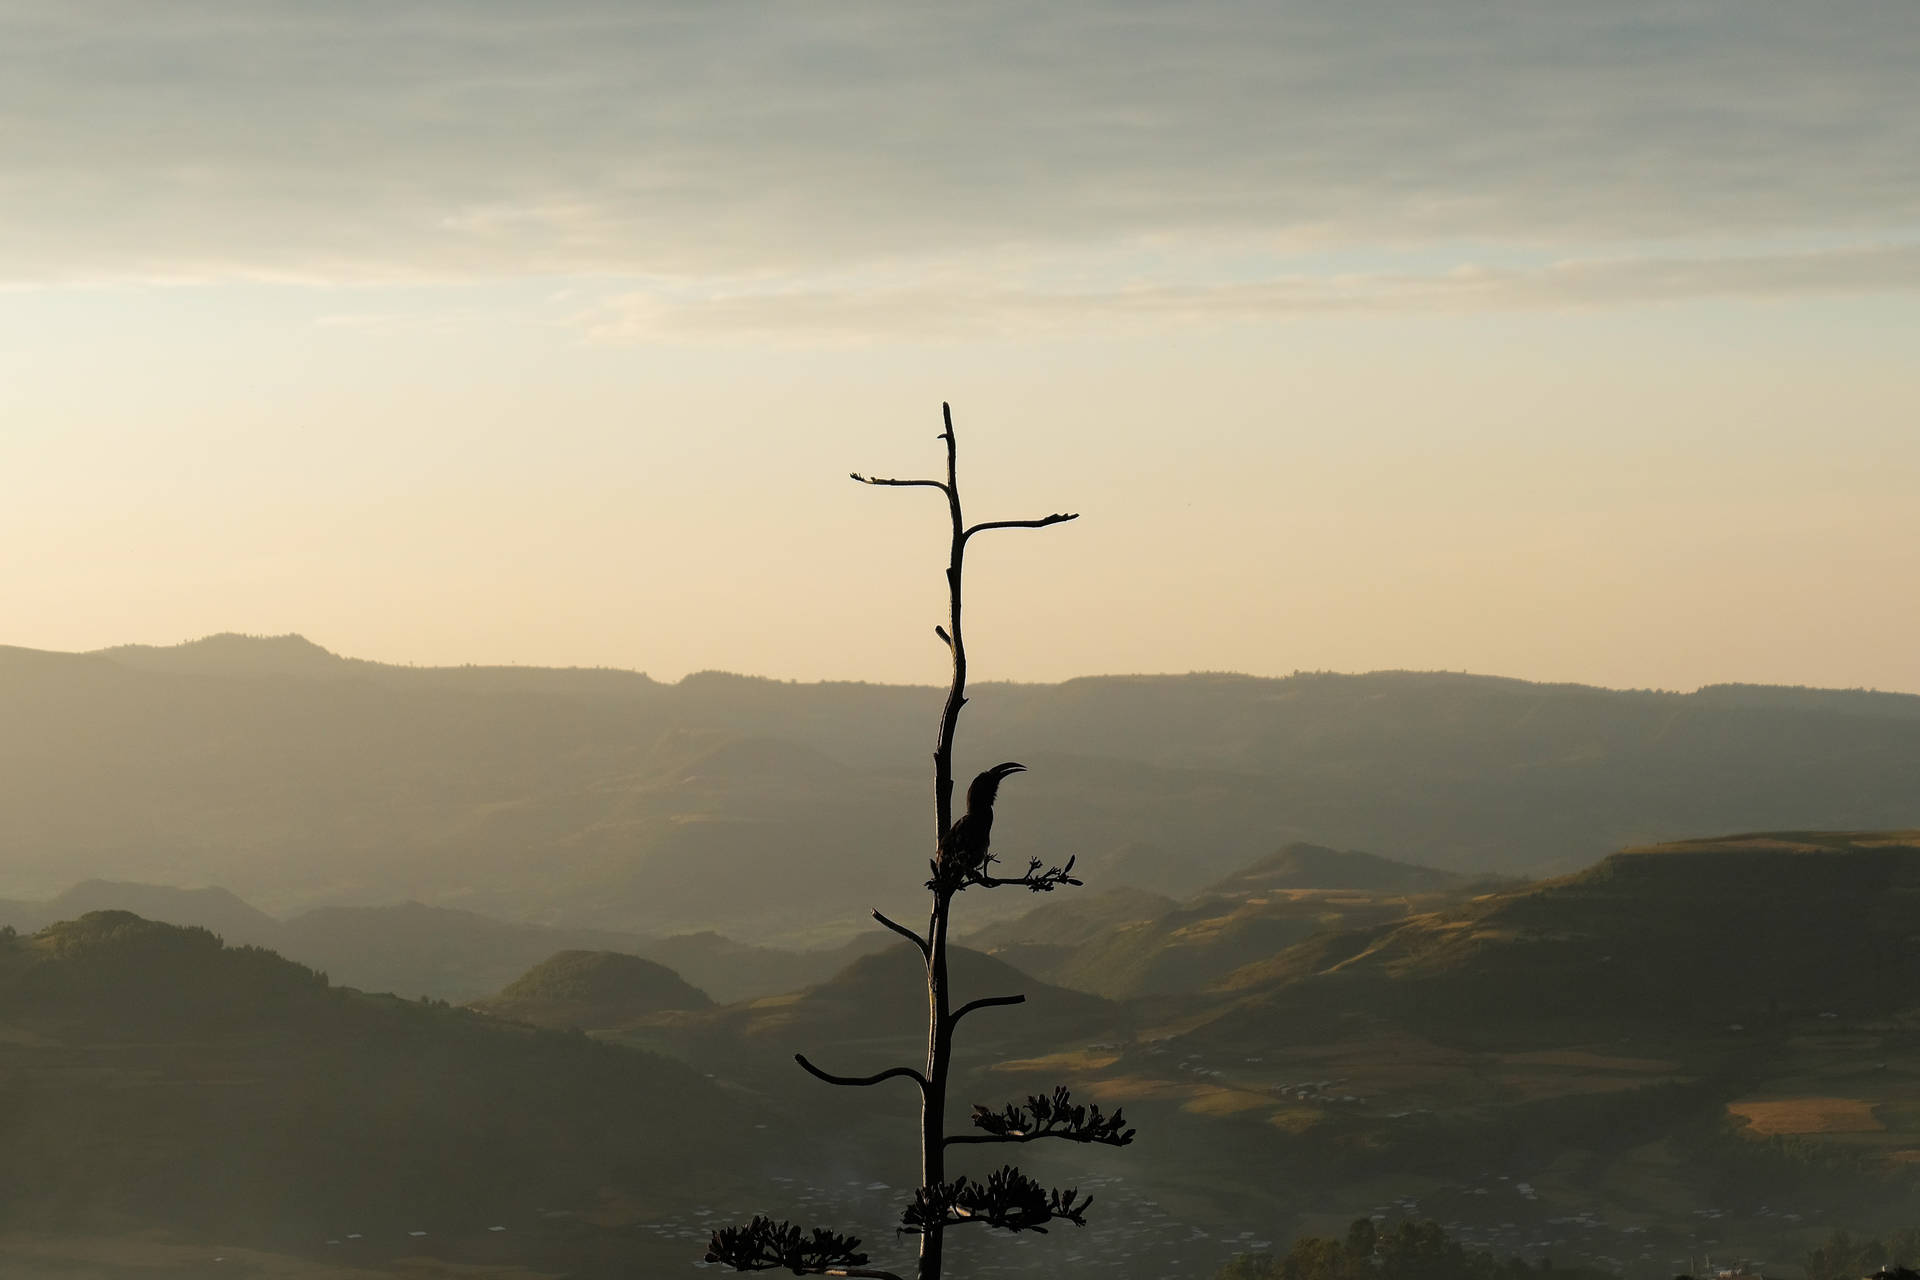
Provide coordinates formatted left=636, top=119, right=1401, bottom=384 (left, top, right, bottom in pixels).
left=936, top=762, right=1026, bottom=884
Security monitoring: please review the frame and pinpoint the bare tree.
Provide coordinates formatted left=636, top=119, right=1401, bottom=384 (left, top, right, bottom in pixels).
left=705, top=404, right=1135, bottom=1280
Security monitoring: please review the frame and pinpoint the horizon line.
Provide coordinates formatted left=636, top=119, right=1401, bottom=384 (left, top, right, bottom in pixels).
left=17, top=631, right=1920, bottom=702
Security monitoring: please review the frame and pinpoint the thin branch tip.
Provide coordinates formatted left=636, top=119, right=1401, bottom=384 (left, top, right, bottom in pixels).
left=951, top=993, right=1026, bottom=1026
left=962, top=512, right=1081, bottom=539
left=793, top=1054, right=929, bottom=1092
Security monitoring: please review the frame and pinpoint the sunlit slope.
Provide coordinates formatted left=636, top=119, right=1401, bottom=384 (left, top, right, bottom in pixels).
left=7, top=635, right=1920, bottom=937
left=1193, top=831, right=1920, bottom=1045
left=1201, top=842, right=1470, bottom=897
left=975, top=834, right=1920, bottom=1256
left=964, top=844, right=1480, bottom=999
left=0, top=911, right=761, bottom=1239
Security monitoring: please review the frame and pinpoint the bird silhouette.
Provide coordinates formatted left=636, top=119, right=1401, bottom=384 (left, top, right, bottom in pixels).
left=936, top=762, right=1026, bottom=884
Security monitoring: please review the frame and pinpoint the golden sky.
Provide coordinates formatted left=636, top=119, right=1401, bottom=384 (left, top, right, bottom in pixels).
left=2, top=2, right=1916, bottom=691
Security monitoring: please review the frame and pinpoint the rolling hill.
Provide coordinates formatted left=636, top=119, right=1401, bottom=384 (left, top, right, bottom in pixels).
left=1201, top=842, right=1471, bottom=897
left=11, top=836, right=1920, bottom=1277
left=472, top=948, right=714, bottom=1029
left=933, top=833, right=1920, bottom=1275
left=661, top=941, right=1121, bottom=1056
left=5, top=636, right=1920, bottom=945
left=1195, top=830, right=1920, bottom=1043
left=963, top=845, right=1480, bottom=999
left=0, top=911, right=769, bottom=1255
left=0, top=882, right=889, bottom=1003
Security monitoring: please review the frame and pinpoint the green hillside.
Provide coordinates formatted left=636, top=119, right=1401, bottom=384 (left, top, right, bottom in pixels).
left=942, top=833, right=1920, bottom=1274
left=0, top=912, right=765, bottom=1252
left=12, top=839, right=1920, bottom=1276
left=1, top=878, right=284, bottom=945
left=1203, top=830, right=1920, bottom=1038
left=473, top=948, right=714, bottom=1029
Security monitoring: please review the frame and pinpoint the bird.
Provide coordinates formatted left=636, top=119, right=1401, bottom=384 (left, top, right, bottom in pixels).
left=936, top=762, right=1026, bottom=884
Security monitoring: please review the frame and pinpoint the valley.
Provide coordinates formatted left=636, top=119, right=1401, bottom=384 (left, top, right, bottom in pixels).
left=7, top=831, right=1919, bottom=1276
left=5, top=639, right=1920, bottom=1276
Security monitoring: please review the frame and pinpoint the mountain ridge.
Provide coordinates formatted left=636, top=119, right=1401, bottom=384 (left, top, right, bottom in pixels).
left=6, top=633, right=1920, bottom=941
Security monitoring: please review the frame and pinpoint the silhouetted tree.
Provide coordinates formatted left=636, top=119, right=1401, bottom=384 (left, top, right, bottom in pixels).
left=705, top=404, right=1131, bottom=1280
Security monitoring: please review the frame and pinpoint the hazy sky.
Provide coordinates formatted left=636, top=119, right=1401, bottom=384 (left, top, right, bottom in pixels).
left=3, top=1, right=1916, bottom=690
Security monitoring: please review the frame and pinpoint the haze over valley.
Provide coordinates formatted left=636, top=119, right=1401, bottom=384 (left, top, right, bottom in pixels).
left=5, top=1, right=1916, bottom=1276
left=6, top=634, right=1919, bottom=946
left=5, top=634, right=1920, bottom=1277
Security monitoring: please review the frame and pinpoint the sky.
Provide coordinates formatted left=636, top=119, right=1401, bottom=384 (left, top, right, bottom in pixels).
left=1, top=1, right=1916, bottom=691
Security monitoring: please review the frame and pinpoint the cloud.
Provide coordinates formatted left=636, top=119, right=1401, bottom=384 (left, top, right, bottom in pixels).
left=2, top=1, right=1915, bottom=294
left=584, top=241, right=1920, bottom=341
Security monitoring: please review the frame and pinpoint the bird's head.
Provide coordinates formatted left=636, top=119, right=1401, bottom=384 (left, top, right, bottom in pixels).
left=966, top=761, right=1027, bottom=811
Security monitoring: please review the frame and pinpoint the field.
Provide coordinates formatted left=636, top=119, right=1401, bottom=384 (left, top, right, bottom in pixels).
left=1727, top=1097, right=1884, bottom=1136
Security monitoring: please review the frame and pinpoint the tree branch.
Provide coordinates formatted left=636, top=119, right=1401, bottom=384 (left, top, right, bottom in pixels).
left=900, top=1166, right=1094, bottom=1235
left=949, top=993, right=1025, bottom=1026
left=973, top=855, right=1082, bottom=893
left=948, top=1087, right=1135, bottom=1149
left=850, top=472, right=950, bottom=493
left=962, top=513, right=1079, bottom=540
left=794, top=1054, right=929, bottom=1092
left=706, top=1217, right=901, bottom=1276
left=871, top=909, right=930, bottom=959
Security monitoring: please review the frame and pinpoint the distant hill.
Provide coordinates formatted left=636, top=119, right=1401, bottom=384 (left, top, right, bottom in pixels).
left=473, top=949, right=714, bottom=1029
left=646, top=942, right=1121, bottom=1094
left=637, top=928, right=893, bottom=1003
left=1200, top=842, right=1468, bottom=897
left=92, top=631, right=354, bottom=678
left=942, top=834, right=1920, bottom=1271
left=1188, top=829, right=1920, bottom=1049
left=965, top=847, right=1468, bottom=1000
left=963, top=886, right=1181, bottom=954
left=7, top=634, right=1920, bottom=940
left=0, top=880, right=882, bottom=1004
left=0, top=912, right=765, bottom=1242
left=276, top=899, right=658, bottom=1000
left=32, top=879, right=282, bottom=945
